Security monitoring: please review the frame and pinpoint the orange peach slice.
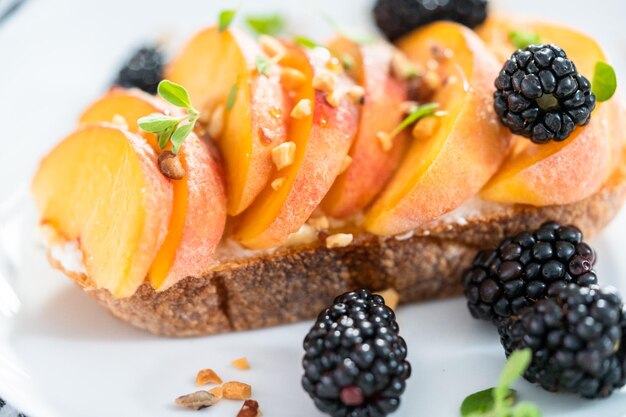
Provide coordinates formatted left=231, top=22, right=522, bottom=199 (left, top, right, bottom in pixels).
left=32, top=126, right=173, bottom=297
left=364, top=22, right=511, bottom=236
left=233, top=44, right=359, bottom=249
left=321, top=37, right=408, bottom=218
left=77, top=89, right=227, bottom=290
left=166, top=27, right=288, bottom=215
left=478, top=17, right=621, bottom=205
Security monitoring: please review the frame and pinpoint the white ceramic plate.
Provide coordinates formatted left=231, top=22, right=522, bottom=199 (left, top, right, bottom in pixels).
left=2, top=1, right=626, bottom=416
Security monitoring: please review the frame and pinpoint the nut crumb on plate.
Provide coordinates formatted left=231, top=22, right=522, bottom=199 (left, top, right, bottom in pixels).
left=326, top=233, right=353, bottom=249
left=175, top=390, right=220, bottom=410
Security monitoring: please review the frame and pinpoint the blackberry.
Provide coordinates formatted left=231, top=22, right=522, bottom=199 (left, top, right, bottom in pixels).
left=494, top=44, right=596, bottom=144
left=302, top=289, right=411, bottom=417
left=499, top=284, right=626, bottom=398
left=114, top=46, right=164, bottom=95
left=463, top=221, right=597, bottom=323
left=373, top=0, right=488, bottom=41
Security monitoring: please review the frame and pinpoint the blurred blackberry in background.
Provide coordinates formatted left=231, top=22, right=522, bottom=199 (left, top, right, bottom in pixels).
left=463, top=221, right=597, bottom=323
left=494, top=44, right=596, bottom=143
left=302, top=289, right=411, bottom=417
left=114, top=45, right=164, bottom=94
left=373, top=0, right=488, bottom=41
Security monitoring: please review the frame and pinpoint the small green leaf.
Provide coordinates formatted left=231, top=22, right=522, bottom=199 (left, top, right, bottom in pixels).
left=157, top=124, right=176, bottom=149
left=255, top=55, right=271, bottom=76
left=340, top=53, right=355, bottom=70
left=495, top=349, right=532, bottom=403
left=138, top=113, right=181, bottom=133
left=388, top=103, right=440, bottom=140
left=509, top=30, right=541, bottom=49
left=219, top=9, right=237, bottom=32
left=294, top=36, right=318, bottom=49
left=512, top=402, right=542, bottom=417
left=246, top=13, right=285, bottom=36
left=158, top=80, right=192, bottom=109
left=170, top=123, right=194, bottom=154
left=461, top=388, right=516, bottom=417
left=226, top=82, right=238, bottom=110
left=592, top=61, right=617, bottom=102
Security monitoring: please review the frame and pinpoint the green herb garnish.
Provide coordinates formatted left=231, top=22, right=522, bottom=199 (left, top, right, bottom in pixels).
left=255, top=55, right=271, bottom=76
left=218, top=9, right=237, bottom=32
left=340, top=53, right=355, bottom=70
left=592, top=61, right=617, bottom=102
left=294, top=36, right=318, bottom=49
left=461, top=349, right=542, bottom=417
left=508, top=30, right=541, bottom=49
left=226, top=82, right=239, bottom=110
left=246, top=13, right=285, bottom=36
left=388, top=103, right=440, bottom=140
left=138, top=80, right=199, bottom=154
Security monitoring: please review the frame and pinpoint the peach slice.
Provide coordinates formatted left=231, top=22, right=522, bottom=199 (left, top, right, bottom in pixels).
left=166, top=27, right=288, bottom=215
left=77, top=89, right=227, bottom=291
left=32, top=126, right=173, bottom=297
left=477, top=17, right=621, bottom=205
left=364, top=22, right=511, bottom=236
left=321, top=37, right=408, bottom=218
left=232, top=44, right=359, bottom=249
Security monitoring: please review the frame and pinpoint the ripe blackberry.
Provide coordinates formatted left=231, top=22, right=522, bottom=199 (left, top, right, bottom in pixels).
left=462, top=221, right=597, bottom=323
left=302, top=289, right=411, bottom=417
left=494, top=44, right=596, bottom=144
left=373, top=0, right=488, bottom=41
left=114, top=46, right=164, bottom=95
left=499, top=284, right=626, bottom=398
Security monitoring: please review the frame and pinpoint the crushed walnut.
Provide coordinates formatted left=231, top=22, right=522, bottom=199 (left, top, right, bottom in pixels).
left=376, top=131, right=393, bottom=152
left=290, top=98, right=312, bottom=119
left=326, top=233, right=354, bottom=249
left=347, top=86, right=365, bottom=105
left=196, top=368, right=223, bottom=386
left=325, top=90, right=343, bottom=108
left=308, top=216, right=330, bottom=230
left=271, top=142, right=296, bottom=170
left=312, top=71, right=336, bottom=93
left=222, top=381, right=252, bottom=400
left=175, top=390, right=220, bottom=410
left=281, top=67, right=307, bottom=90
left=208, top=105, right=225, bottom=139
left=158, top=151, right=186, bottom=180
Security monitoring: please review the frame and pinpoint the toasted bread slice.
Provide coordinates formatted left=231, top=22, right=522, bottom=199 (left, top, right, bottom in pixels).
left=47, top=164, right=626, bottom=337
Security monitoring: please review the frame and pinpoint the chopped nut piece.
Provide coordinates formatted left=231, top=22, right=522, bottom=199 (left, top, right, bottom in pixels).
left=271, top=142, right=296, bottom=170
left=308, top=216, right=330, bottom=230
left=312, top=71, right=336, bottom=93
left=281, top=67, right=307, bottom=90
left=158, top=151, right=186, bottom=180
left=376, top=288, right=400, bottom=310
left=290, top=99, right=312, bottom=119
left=326, top=56, right=344, bottom=73
left=326, top=233, right=354, bottom=249
left=222, top=381, right=252, bottom=400
left=325, top=90, right=343, bottom=108
left=339, top=155, right=352, bottom=174
left=285, top=224, right=318, bottom=246
left=271, top=177, right=285, bottom=190
left=391, top=51, right=420, bottom=80
left=347, top=86, right=365, bottom=105
left=231, top=357, right=251, bottom=370
left=237, top=400, right=261, bottom=417
left=208, top=386, right=223, bottom=400
left=377, top=131, right=393, bottom=152
left=259, top=127, right=274, bottom=144
left=111, top=114, right=128, bottom=130
left=423, top=71, right=442, bottom=91
left=208, top=105, right=225, bottom=139
left=412, top=116, right=440, bottom=141
left=175, top=390, right=220, bottom=410
left=259, top=35, right=286, bottom=61
left=196, top=368, right=223, bottom=386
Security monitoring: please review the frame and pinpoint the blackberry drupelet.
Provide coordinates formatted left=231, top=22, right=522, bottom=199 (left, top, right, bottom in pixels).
left=373, top=0, right=488, bottom=41
left=463, top=221, right=597, bottom=323
left=302, top=289, right=411, bottom=417
left=499, top=284, right=626, bottom=398
left=114, top=46, right=164, bottom=95
left=494, top=44, right=596, bottom=143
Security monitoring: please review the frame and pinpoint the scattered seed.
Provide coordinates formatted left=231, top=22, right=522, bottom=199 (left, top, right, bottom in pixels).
left=290, top=98, right=312, bottom=119
left=376, top=288, right=400, bottom=310
left=280, top=67, right=307, bottom=90
left=326, top=233, right=354, bottom=249
left=237, top=400, right=261, bottom=417
left=175, top=390, right=220, bottom=410
left=271, top=142, right=296, bottom=170
left=231, top=357, right=251, bottom=370
left=158, top=151, right=186, bottom=180
left=196, top=368, right=223, bottom=386
left=222, top=381, right=252, bottom=400
left=208, top=105, right=225, bottom=139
